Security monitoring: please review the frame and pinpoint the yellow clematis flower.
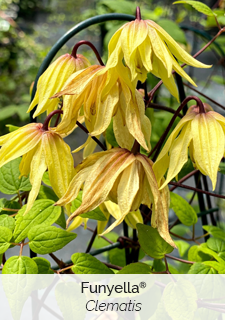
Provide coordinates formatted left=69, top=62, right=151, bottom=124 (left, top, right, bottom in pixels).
left=153, top=103, right=225, bottom=190
left=97, top=200, right=143, bottom=236
left=52, top=62, right=151, bottom=152
left=56, top=148, right=175, bottom=247
left=27, top=53, right=90, bottom=118
left=0, top=121, right=75, bottom=214
left=107, top=18, right=211, bottom=100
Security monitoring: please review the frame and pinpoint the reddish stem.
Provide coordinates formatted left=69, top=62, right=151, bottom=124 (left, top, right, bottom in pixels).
left=136, top=7, right=141, bottom=20
left=42, top=110, right=63, bottom=131
left=71, top=40, right=104, bottom=66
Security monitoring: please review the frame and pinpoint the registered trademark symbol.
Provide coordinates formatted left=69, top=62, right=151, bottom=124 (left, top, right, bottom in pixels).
left=139, top=282, right=146, bottom=289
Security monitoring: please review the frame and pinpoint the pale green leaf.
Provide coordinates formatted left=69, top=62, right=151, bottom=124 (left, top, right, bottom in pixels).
left=0, top=158, right=31, bottom=194
left=173, top=1, right=216, bottom=16
left=0, top=214, right=15, bottom=231
left=117, top=262, right=152, bottom=274
left=28, top=226, right=77, bottom=254
left=32, top=257, right=54, bottom=274
left=13, top=199, right=61, bottom=243
left=0, top=226, right=12, bottom=253
left=2, top=256, right=38, bottom=274
left=188, top=262, right=218, bottom=274
left=71, top=253, right=114, bottom=274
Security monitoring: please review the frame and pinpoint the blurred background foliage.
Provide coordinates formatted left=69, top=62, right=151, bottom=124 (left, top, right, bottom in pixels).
left=0, top=0, right=224, bottom=139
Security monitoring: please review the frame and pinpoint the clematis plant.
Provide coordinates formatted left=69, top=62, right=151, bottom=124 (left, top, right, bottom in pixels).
left=1, top=4, right=225, bottom=276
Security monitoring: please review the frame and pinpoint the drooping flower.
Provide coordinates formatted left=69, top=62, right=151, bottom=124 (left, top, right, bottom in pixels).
left=55, top=148, right=176, bottom=247
left=0, top=121, right=75, bottom=214
left=153, top=103, right=225, bottom=190
left=52, top=62, right=151, bottom=152
left=27, top=53, right=90, bottom=118
left=97, top=200, right=143, bottom=236
left=107, top=18, right=211, bottom=100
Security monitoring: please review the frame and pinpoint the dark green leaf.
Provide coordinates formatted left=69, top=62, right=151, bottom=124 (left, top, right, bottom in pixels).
left=37, top=185, right=58, bottom=201
left=170, top=193, right=198, bottom=226
left=1, top=200, right=21, bottom=215
left=32, top=257, right=54, bottom=274
left=0, top=158, right=31, bottom=194
left=137, top=224, right=174, bottom=259
left=55, top=210, right=66, bottom=229
left=13, top=200, right=61, bottom=243
left=2, top=256, right=38, bottom=274
left=71, top=253, right=114, bottom=274
left=72, top=191, right=107, bottom=221
left=28, top=226, right=77, bottom=254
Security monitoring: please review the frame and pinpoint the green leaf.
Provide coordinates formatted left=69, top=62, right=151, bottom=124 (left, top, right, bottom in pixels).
left=212, top=76, right=225, bottom=86
left=109, top=248, right=126, bottom=267
left=0, top=226, right=12, bottom=253
left=207, top=237, right=225, bottom=254
left=0, top=214, right=15, bottom=231
left=0, top=198, right=7, bottom=211
left=203, top=225, right=225, bottom=240
left=117, top=262, right=152, bottom=274
left=32, top=257, right=54, bottom=274
left=13, top=200, right=61, bottom=243
left=99, top=0, right=137, bottom=14
left=105, top=119, right=119, bottom=147
left=55, top=210, right=66, bottom=229
left=28, top=226, right=77, bottom=254
left=137, top=224, right=174, bottom=259
left=173, top=1, right=216, bottom=16
left=198, top=243, right=225, bottom=265
left=72, top=191, right=107, bottom=221
left=5, top=124, right=19, bottom=132
left=37, top=185, right=58, bottom=201
left=42, top=171, right=51, bottom=186
left=0, top=200, right=21, bottom=215
left=0, top=158, right=31, bottom=194
left=55, top=282, right=87, bottom=320
left=157, top=19, right=186, bottom=44
left=2, top=256, right=38, bottom=274
left=178, top=159, right=195, bottom=181
left=188, top=262, right=218, bottom=274
left=203, top=261, right=225, bottom=274
left=71, top=253, right=114, bottom=274
left=188, top=245, right=211, bottom=262
left=174, top=240, right=190, bottom=257
left=170, top=193, right=198, bottom=226
left=163, top=279, right=198, bottom=319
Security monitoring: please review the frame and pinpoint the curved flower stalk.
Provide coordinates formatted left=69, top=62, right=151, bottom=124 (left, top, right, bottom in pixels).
left=52, top=62, right=151, bottom=152
left=0, top=120, right=75, bottom=214
left=107, top=17, right=211, bottom=100
left=153, top=103, right=225, bottom=190
left=27, top=53, right=91, bottom=118
left=55, top=148, right=176, bottom=247
left=98, top=200, right=143, bottom=236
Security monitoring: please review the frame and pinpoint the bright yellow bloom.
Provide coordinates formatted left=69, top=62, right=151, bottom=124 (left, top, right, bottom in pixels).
left=52, top=62, right=151, bottom=152
left=98, top=200, right=143, bottom=236
left=56, top=148, right=175, bottom=247
left=0, top=123, right=75, bottom=214
left=107, top=19, right=211, bottom=100
left=153, top=104, right=225, bottom=190
left=27, top=53, right=90, bottom=118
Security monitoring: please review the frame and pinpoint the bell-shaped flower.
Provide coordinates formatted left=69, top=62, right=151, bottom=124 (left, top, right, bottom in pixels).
left=0, top=121, right=75, bottom=214
left=153, top=104, right=225, bottom=190
left=107, top=19, right=211, bottom=100
left=52, top=62, right=151, bottom=152
left=97, top=200, right=143, bottom=236
left=56, top=148, right=175, bottom=247
left=27, top=53, right=91, bottom=118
